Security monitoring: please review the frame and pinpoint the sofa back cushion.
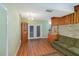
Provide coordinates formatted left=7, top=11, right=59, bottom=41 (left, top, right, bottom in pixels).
left=59, top=35, right=76, bottom=47
left=59, top=36, right=66, bottom=43
left=66, top=37, right=76, bottom=46
left=74, top=39, right=79, bottom=48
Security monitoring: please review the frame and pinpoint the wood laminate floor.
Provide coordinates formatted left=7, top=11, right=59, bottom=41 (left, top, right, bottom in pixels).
left=17, top=39, right=63, bottom=56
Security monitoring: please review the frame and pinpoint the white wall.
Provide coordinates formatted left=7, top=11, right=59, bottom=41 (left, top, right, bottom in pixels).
left=59, top=23, right=79, bottom=39
left=42, top=20, right=49, bottom=38
left=6, top=6, right=21, bottom=56
left=0, top=5, right=7, bottom=56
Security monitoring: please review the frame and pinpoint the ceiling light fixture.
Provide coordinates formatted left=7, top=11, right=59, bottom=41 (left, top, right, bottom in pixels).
left=22, top=12, right=37, bottom=20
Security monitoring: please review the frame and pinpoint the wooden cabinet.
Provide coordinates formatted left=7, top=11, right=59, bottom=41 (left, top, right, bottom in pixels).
left=73, top=11, right=79, bottom=24
left=73, top=12, right=77, bottom=24
left=69, top=14, right=72, bottom=24
left=59, top=17, right=64, bottom=25
left=51, top=5, right=79, bottom=26
left=21, top=23, right=28, bottom=45
left=74, top=5, right=79, bottom=11
left=76, top=11, right=78, bottom=23
left=63, top=16, right=67, bottom=25
left=70, top=13, right=74, bottom=24
left=51, top=17, right=61, bottom=26
left=76, top=11, right=79, bottom=23
left=64, top=14, right=71, bottom=25
left=69, top=14, right=71, bottom=24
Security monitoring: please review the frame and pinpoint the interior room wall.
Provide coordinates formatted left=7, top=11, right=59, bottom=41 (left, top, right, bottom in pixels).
left=5, top=5, right=21, bottom=56
left=0, top=5, right=7, bottom=56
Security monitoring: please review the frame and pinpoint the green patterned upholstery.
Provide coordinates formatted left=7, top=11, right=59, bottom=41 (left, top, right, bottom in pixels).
left=74, top=39, right=79, bottom=48
left=58, top=35, right=76, bottom=47
left=54, top=41, right=68, bottom=48
left=68, top=47, right=79, bottom=55
left=51, top=35, right=79, bottom=56
left=66, top=38, right=76, bottom=47
left=59, top=36, right=66, bottom=43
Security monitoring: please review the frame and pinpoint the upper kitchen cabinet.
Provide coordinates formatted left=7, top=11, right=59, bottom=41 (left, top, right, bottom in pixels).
left=74, top=5, right=79, bottom=12
left=51, top=17, right=61, bottom=26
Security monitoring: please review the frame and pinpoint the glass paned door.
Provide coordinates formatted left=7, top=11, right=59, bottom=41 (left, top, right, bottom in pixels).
left=36, top=26, right=40, bottom=37
left=28, top=24, right=41, bottom=39
left=29, top=25, right=34, bottom=37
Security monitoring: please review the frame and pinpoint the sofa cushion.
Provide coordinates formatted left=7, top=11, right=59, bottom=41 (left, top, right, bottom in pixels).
left=74, top=39, right=79, bottom=48
left=54, top=41, right=69, bottom=48
left=59, top=36, right=66, bottom=43
left=66, top=38, right=76, bottom=47
left=59, top=35, right=76, bottom=47
left=68, top=47, right=79, bottom=55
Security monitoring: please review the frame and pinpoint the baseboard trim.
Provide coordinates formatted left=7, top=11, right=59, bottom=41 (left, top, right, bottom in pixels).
left=29, top=37, right=48, bottom=40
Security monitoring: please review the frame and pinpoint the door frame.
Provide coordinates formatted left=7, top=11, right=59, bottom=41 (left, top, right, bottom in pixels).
left=28, top=24, right=42, bottom=39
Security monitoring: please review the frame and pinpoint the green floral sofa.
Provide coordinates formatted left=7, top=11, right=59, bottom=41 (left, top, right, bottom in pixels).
left=51, top=35, right=79, bottom=56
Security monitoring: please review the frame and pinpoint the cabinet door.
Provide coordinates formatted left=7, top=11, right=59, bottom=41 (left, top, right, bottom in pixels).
left=75, top=12, right=77, bottom=24
left=73, top=12, right=77, bottom=24
left=69, top=15, right=72, bottom=24
left=59, top=17, right=65, bottom=25
left=55, top=19, right=59, bottom=25
left=51, top=19, right=55, bottom=25
left=65, top=16, right=69, bottom=25
left=69, top=14, right=71, bottom=24
left=71, top=14, right=74, bottom=24
left=51, top=19, right=58, bottom=25
left=51, top=18, right=61, bottom=25
left=74, top=5, right=79, bottom=11
left=64, top=16, right=67, bottom=25
left=76, top=11, right=79, bottom=23
left=78, top=11, right=79, bottom=23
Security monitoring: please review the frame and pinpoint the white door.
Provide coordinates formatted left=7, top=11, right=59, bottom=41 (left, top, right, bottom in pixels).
left=28, top=24, right=42, bottom=39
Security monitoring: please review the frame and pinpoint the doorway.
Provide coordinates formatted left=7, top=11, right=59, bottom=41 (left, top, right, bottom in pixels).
left=28, top=24, right=42, bottom=39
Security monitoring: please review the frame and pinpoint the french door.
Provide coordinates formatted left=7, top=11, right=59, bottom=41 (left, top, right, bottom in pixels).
left=28, top=24, right=42, bottom=39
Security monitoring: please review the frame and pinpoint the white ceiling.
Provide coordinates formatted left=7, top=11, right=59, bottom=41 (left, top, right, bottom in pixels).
left=4, top=3, right=79, bottom=20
